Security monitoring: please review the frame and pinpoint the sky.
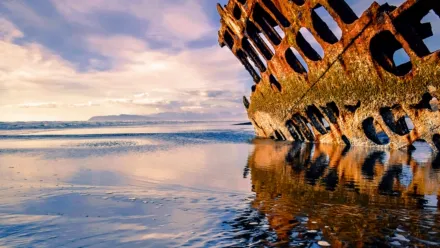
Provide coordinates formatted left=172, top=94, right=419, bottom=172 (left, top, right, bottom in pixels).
left=0, top=0, right=438, bottom=121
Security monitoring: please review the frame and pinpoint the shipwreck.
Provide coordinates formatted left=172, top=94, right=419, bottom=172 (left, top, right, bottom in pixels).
left=217, top=0, right=440, bottom=151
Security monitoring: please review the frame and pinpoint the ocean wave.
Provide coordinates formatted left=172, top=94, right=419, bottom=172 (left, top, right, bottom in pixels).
left=64, top=140, right=139, bottom=148
left=0, top=130, right=254, bottom=144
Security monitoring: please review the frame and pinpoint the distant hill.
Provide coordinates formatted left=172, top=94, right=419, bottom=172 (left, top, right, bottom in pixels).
left=88, top=112, right=246, bottom=122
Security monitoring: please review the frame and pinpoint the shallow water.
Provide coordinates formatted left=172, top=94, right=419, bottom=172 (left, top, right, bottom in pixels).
left=0, top=122, right=439, bottom=247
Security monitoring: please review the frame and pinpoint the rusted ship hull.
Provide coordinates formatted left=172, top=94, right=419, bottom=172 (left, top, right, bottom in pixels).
left=218, top=0, right=440, bottom=150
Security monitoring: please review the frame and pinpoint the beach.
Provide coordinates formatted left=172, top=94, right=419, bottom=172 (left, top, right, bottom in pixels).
left=0, top=121, right=439, bottom=247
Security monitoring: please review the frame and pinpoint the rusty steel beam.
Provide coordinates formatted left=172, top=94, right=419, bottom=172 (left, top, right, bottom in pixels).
left=218, top=0, right=440, bottom=151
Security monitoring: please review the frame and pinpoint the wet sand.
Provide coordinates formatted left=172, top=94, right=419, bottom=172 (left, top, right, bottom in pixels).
left=0, top=122, right=439, bottom=247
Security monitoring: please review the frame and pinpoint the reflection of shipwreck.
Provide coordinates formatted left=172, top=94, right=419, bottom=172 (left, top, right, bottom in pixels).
left=245, top=140, right=440, bottom=246
left=218, top=0, right=440, bottom=150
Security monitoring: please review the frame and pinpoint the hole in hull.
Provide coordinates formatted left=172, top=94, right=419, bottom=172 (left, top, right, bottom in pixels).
left=261, top=0, right=290, bottom=28
left=242, top=38, right=267, bottom=73
left=421, top=11, right=440, bottom=53
left=379, top=106, right=411, bottom=136
left=345, top=0, right=405, bottom=17
left=312, top=5, right=342, bottom=44
left=430, top=97, right=439, bottom=111
left=370, top=31, right=413, bottom=76
left=341, top=135, right=351, bottom=147
left=394, top=1, right=440, bottom=57
left=243, top=96, right=250, bottom=109
left=362, top=117, right=390, bottom=145
left=297, top=28, right=324, bottom=60
left=274, top=26, right=285, bottom=39
left=327, top=0, right=358, bottom=24
left=246, top=38, right=268, bottom=68
left=223, top=30, right=235, bottom=49
left=293, top=114, right=315, bottom=141
left=237, top=50, right=261, bottom=83
left=233, top=5, right=242, bottom=20
left=286, top=120, right=305, bottom=142
left=322, top=118, right=331, bottom=130
left=393, top=48, right=411, bottom=67
left=286, top=47, right=308, bottom=72
left=246, top=21, right=274, bottom=60
left=272, top=130, right=286, bottom=141
left=269, top=75, right=282, bottom=92
left=405, top=117, right=415, bottom=130
left=306, top=105, right=328, bottom=135
left=259, top=33, right=276, bottom=54
left=321, top=102, right=340, bottom=124
left=434, top=134, right=440, bottom=151
left=253, top=3, right=282, bottom=46
left=412, top=92, right=438, bottom=111
left=344, top=101, right=360, bottom=113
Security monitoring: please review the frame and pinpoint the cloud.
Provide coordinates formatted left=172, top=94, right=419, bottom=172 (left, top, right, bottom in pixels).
left=50, top=0, right=214, bottom=47
left=0, top=1, right=247, bottom=122
left=0, top=0, right=50, bottom=29
left=71, top=102, right=101, bottom=108
left=18, top=102, right=58, bottom=109
left=8, top=86, right=245, bottom=118
left=154, top=0, right=214, bottom=45
left=0, top=18, right=23, bottom=42
left=86, top=35, right=148, bottom=61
